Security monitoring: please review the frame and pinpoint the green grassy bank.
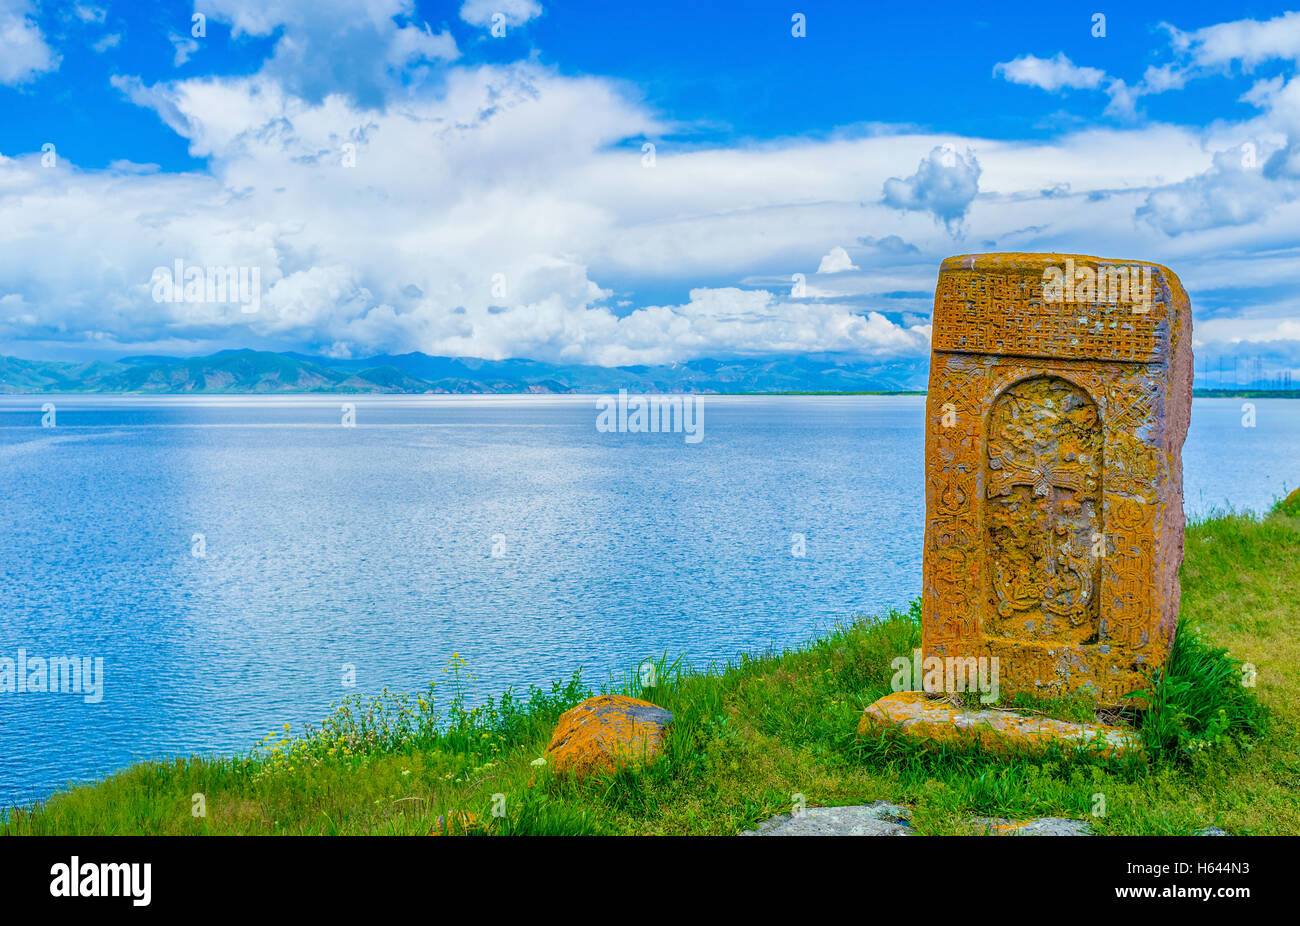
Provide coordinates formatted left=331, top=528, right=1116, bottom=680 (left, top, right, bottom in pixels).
left=5, top=497, right=1298, bottom=836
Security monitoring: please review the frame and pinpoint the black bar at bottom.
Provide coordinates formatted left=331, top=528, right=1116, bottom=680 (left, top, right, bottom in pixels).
left=0, top=834, right=1284, bottom=914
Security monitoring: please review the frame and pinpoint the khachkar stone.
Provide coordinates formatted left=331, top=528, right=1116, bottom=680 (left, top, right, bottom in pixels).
left=923, top=253, right=1193, bottom=707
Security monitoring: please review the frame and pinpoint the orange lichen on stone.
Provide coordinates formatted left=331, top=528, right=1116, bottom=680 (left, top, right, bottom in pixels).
left=986, top=819, right=1033, bottom=835
left=922, top=253, right=1193, bottom=707
left=543, top=695, right=672, bottom=778
left=858, top=691, right=1141, bottom=757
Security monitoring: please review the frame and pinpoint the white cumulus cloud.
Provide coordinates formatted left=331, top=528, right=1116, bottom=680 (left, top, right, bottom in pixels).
left=994, top=53, right=1106, bottom=92
left=199, top=0, right=459, bottom=105
left=1137, top=147, right=1283, bottom=235
left=881, top=145, right=981, bottom=231
left=1167, top=10, right=1300, bottom=69
left=0, top=0, right=58, bottom=85
left=816, top=246, right=857, bottom=273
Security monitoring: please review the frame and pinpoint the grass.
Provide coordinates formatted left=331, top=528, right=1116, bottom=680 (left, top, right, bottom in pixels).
left=4, top=502, right=1297, bottom=837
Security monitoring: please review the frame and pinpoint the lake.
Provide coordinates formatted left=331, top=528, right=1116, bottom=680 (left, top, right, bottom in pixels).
left=1, top=394, right=1296, bottom=806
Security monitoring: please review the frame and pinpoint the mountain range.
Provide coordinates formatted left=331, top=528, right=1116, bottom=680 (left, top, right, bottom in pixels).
left=0, top=349, right=929, bottom=394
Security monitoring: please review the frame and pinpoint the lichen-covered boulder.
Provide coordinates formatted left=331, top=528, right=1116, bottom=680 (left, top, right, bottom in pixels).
left=543, top=695, right=672, bottom=778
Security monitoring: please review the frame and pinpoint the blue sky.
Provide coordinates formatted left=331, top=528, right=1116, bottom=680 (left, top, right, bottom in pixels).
left=2, top=1, right=1299, bottom=377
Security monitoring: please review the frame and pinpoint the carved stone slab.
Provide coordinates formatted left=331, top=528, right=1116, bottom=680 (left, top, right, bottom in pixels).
left=923, top=253, right=1193, bottom=706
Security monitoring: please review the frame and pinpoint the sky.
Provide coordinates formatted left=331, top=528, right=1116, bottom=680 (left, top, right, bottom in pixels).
left=1, top=1, right=1299, bottom=377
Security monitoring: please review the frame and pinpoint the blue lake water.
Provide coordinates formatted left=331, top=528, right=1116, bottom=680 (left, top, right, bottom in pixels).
left=1, top=394, right=1297, bottom=807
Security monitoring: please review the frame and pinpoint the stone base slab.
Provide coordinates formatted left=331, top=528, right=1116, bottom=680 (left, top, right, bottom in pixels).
left=857, top=691, right=1141, bottom=757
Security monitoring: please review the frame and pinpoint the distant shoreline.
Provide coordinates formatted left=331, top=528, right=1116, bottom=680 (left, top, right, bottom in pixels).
left=5, top=349, right=1296, bottom=398
left=1191, top=389, right=1300, bottom=399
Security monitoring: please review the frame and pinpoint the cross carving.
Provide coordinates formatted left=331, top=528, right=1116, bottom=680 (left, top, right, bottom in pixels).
left=986, top=450, right=1088, bottom=499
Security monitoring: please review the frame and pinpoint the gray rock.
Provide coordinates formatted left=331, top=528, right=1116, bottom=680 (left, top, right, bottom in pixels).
left=741, top=801, right=913, bottom=836
left=743, top=802, right=1123, bottom=836
left=1195, top=826, right=1230, bottom=836
left=970, top=816, right=1095, bottom=836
